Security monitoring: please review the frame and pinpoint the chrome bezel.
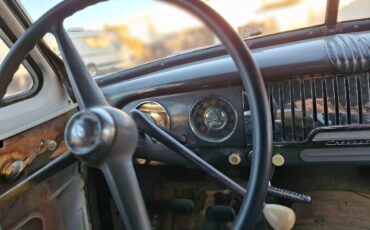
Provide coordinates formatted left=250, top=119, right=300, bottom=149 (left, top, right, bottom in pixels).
left=135, top=101, right=171, bottom=129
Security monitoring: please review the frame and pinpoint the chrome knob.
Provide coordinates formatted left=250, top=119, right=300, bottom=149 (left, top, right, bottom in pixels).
left=67, top=112, right=101, bottom=154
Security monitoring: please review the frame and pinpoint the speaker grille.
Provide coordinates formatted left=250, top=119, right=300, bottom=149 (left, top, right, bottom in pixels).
left=266, top=73, right=370, bottom=142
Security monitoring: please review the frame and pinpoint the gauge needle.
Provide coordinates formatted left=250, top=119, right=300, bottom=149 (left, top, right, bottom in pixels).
left=206, top=121, right=216, bottom=134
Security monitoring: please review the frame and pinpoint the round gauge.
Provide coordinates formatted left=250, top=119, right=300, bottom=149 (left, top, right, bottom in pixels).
left=136, top=101, right=170, bottom=129
left=189, top=96, right=237, bottom=142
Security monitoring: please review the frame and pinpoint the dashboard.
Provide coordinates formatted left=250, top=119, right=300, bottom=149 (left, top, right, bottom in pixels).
left=101, top=31, right=370, bottom=167
left=123, top=86, right=248, bottom=165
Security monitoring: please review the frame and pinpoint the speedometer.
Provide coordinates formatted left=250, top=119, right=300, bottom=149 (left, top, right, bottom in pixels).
left=189, top=96, right=237, bottom=142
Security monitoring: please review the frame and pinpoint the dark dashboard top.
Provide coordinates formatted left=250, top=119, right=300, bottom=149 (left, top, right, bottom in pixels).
left=101, top=32, right=370, bottom=108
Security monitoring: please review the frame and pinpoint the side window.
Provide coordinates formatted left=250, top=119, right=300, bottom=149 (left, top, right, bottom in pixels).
left=0, top=34, right=34, bottom=101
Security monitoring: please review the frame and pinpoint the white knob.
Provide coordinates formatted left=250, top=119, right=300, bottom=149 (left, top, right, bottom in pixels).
left=263, top=203, right=296, bottom=230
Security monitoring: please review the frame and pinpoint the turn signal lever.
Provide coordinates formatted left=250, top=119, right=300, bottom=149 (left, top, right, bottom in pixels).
left=131, top=109, right=311, bottom=204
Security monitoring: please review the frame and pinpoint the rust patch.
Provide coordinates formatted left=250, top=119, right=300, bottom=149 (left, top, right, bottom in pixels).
left=0, top=113, right=70, bottom=166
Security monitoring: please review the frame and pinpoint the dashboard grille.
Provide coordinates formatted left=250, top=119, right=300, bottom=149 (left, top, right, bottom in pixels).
left=267, top=73, right=370, bottom=142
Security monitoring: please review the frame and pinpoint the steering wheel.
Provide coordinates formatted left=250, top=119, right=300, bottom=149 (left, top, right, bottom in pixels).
left=0, top=0, right=272, bottom=229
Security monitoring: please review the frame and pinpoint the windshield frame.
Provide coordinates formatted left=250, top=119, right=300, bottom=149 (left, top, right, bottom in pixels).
left=0, top=12, right=42, bottom=106
left=325, top=0, right=339, bottom=26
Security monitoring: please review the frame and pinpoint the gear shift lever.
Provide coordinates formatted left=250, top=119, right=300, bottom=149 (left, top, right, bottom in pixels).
left=263, top=203, right=296, bottom=230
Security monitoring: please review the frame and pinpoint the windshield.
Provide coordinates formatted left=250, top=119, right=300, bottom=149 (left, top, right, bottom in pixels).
left=18, top=0, right=366, bottom=77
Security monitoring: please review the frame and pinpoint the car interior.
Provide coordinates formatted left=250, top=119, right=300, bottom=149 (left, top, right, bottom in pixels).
left=0, top=0, right=369, bottom=229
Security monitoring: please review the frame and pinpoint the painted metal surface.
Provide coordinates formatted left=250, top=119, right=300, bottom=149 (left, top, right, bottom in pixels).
left=0, top=162, right=89, bottom=230
left=0, top=1, right=76, bottom=140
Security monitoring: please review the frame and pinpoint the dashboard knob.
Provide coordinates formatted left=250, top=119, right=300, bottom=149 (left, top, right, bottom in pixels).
left=272, top=153, right=285, bottom=167
left=228, top=152, right=241, bottom=165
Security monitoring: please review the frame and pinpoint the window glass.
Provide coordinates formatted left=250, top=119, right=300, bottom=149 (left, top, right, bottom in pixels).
left=0, top=37, right=34, bottom=99
left=338, top=0, right=370, bottom=22
left=20, top=0, right=327, bottom=77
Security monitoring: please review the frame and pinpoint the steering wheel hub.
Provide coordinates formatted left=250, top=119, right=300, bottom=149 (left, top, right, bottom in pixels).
left=66, top=111, right=101, bottom=153
left=65, top=108, right=115, bottom=158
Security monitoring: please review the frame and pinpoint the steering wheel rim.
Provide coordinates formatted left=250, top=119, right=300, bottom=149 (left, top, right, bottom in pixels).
left=0, top=0, right=272, bottom=229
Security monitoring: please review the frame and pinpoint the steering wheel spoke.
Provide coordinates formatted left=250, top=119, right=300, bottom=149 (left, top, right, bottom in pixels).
left=53, top=25, right=108, bottom=109
left=100, top=157, right=151, bottom=230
